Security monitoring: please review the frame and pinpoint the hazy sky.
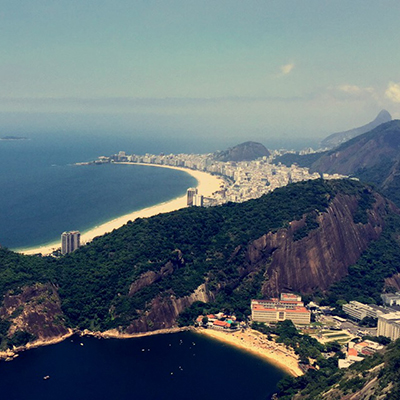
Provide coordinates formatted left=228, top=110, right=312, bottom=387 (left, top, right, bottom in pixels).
left=1, top=0, right=400, bottom=146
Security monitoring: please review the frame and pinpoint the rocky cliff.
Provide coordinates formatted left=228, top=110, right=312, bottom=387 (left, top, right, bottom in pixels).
left=0, top=283, right=69, bottom=343
left=244, top=192, right=388, bottom=296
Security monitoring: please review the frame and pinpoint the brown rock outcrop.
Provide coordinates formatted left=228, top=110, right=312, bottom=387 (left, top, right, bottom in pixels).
left=0, top=283, right=69, bottom=339
left=384, top=273, right=400, bottom=291
left=245, top=193, right=388, bottom=296
left=126, top=283, right=214, bottom=333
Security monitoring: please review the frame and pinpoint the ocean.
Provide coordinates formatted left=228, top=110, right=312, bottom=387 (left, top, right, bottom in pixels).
left=0, top=132, right=198, bottom=249
left=0, top=131, right=287, bottom=397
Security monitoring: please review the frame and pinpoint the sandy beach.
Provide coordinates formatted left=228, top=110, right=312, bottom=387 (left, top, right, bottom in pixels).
left=195, top=328, right=303, bottom=377
left=19, top=163, right=224, bottom=256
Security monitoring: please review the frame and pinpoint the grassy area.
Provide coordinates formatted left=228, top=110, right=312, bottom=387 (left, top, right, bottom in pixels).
left=324, top=333, right=350, bottom=338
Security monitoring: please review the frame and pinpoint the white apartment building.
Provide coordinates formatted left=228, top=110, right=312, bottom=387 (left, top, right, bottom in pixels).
left=61, top=231, right=81, bottom=255
left=377, top=312, right=400, bottom=341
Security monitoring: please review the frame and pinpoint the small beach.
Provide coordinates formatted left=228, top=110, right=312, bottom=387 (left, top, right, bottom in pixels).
left=196, top=328, right=303, bottom=377
left=19, top=164, right=224, bottom=256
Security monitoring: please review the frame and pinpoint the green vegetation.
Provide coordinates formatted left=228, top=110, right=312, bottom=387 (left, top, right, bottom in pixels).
left=0, top=179, right=390, bottom=336
left=278, top=339, right=400, bottom=399
left=272, top=152, right=327, bottom=168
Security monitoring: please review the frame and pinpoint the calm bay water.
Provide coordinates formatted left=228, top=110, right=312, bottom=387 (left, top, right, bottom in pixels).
left=0, top=332, right=285, bottom=400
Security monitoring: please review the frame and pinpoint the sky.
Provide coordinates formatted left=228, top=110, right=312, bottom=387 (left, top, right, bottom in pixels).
left=1, top=0, right=400, bottom=148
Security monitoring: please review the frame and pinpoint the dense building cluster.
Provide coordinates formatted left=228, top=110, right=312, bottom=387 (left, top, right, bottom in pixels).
left=87, top=150, right=344, bottom=206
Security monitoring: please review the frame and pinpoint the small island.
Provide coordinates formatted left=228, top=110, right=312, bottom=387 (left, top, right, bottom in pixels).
left=0, top=136, right=29, bottom=141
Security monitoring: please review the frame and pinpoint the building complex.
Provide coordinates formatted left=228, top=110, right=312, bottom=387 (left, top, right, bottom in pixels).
left=342, top=301, right=390, bottom=321
left=251, top=293, right=311, bottom=325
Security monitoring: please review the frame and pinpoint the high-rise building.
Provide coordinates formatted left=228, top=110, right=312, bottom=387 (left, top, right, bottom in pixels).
left=193, top=194, right=204, bottom=207
left=61, top=231, right=81, bottom=255
left=377, top=312, right=400, bottom=341
left=187, top=188, right=198, bottom=206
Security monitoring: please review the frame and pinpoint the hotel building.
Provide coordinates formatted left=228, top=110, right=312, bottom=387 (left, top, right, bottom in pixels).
left=251, top=293, right=311, bottom=325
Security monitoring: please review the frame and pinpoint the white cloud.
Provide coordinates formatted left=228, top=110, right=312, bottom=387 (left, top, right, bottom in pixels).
left=279, top=63, right=295, bottom=76
left=338, top=84, right=374, bottom=95
left=385, top=82, right=400, bottom=103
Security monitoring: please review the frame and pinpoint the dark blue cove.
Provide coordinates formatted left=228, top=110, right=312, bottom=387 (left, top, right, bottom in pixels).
left=0, top=332, right=286, bottom=400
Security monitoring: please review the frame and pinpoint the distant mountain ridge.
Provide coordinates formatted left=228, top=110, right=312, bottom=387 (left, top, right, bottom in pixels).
left=312, top=119, right=400, bottom=205
left=320, top=109, right=392, bottom=149
left=213, top=141, right=270, bottom=162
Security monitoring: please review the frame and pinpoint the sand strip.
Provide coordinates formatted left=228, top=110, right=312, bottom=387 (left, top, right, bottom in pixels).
left=18, top=164, right=224, bottom=256
left=195, top=328, right=303, bottom=377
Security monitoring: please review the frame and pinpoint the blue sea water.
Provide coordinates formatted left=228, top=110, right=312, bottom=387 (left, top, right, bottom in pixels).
left=0, top=332, right=286, bottom=400
left=0, top=132, right=197, bottom=249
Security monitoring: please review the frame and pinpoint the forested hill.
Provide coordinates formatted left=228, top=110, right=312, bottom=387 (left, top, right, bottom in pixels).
left=213, top=141, right=270, bottom=161
left=1, top=179, right=400, bottom=349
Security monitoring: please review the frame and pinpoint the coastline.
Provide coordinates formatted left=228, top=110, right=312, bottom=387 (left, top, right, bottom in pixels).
left=0, top=327, right=190, bottom=362
left=195, top=328, right=303, bottom=377
left=0, top=325, right=302, bottom=378
left=0, top=329, right=75, bottom=362
left=18, top=163, right=224, bottom=256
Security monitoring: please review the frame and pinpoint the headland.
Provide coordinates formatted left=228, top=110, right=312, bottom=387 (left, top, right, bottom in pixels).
left=18, top=164, right=223, bottom=256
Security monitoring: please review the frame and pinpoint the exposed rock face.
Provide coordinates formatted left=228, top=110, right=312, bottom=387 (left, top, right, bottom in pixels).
left=245, top=193, right=388, bottom=295
left=213, top=141, right=270, bottom=162
left=129, top=250, right=184, bottom=296
left=320, top=109, right=392, bottom=149
left=384, top=273, right=400, bottom=291
left=0, top=283, right=69, bottom=339
left=126, top=283, right=214, bottom=333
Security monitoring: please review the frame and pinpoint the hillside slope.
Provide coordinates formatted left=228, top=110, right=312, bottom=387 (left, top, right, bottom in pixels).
left=1, top=179, right=399, bottom=348
left=312, top=120, right=400, bottom=206
left=320, top=109, right=392, bottom=149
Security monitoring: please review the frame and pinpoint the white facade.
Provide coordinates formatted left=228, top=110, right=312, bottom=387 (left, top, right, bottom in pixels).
left=377, top=312, right=400, bottom=341
left=61, top=231, right=81, bottom=255
left=342, top=301, right=386, bottom=321
left=186, top=188, right=198, bottom=206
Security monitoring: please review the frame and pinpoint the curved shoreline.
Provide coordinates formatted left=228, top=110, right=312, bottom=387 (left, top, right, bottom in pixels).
left=195, top=328, right=303, bottom=377
left=17, top=164, right=224, bottom=256
left=0, top=326, right=301, bottom=377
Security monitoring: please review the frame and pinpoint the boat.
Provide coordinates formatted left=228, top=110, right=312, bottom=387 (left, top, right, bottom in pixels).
left=43, top=375, right=50, bottom=380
